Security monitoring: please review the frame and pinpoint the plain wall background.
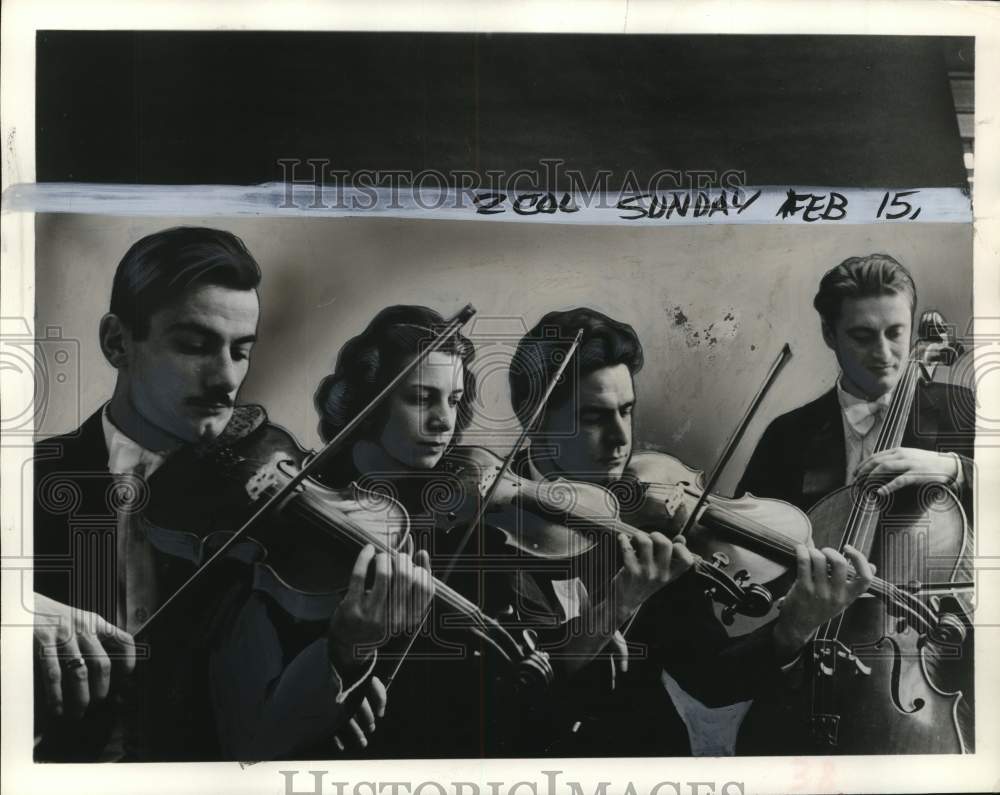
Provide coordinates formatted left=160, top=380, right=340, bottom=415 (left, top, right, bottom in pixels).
left=33, top=213, right=972, bottom=495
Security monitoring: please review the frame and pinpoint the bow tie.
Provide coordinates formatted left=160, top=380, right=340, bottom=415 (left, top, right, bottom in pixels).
left=842, top=396, right=891, bottom=437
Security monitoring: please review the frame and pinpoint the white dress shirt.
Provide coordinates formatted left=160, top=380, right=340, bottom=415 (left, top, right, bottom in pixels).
left=102, top=405, right=167, bottom=635
left=101, top=405, right=372, bottom=759
left=836, top=378, right=963, bottom=488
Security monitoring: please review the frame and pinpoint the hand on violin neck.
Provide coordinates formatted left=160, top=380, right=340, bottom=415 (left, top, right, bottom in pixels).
left=327, top=545, right=434, bottom=675
left=853, top=447, right=962, bottom=497
left=611, top=532, right=695, bottom=616
left=772, top=544, right=874, bottom=659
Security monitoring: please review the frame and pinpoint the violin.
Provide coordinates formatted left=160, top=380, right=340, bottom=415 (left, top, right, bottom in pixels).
left=617, top=450, right=806, bottom=632
left=139, top=420, right=550, bottom=669
left=425, top=444, right=770, bottom=620
left=617, top=447, right=968, bottom=647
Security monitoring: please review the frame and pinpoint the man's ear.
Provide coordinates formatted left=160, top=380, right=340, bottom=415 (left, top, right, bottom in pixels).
left=99, top=313, right=130, bottom=370
left=820, top=320, right=837, bottom=352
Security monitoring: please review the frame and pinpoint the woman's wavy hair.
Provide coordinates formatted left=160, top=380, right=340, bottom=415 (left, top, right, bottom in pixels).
left=313, top=305, right=478, bottom=448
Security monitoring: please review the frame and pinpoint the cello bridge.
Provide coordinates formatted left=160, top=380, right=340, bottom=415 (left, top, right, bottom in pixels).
left=813, top=639, right=872, bottom=677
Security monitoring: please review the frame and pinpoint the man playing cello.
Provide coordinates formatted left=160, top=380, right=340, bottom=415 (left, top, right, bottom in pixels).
left=736, top=253, right=975, bottom=753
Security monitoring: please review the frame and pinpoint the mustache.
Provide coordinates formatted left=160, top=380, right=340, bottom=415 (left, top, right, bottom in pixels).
left=187, top=392, right=234, bottom=407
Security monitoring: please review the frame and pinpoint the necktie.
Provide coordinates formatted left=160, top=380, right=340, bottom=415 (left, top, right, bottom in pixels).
left=843, top=398, right=889, bottom=437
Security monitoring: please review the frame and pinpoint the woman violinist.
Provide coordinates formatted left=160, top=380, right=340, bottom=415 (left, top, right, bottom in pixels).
left=311, top=305, right=686, bottom=757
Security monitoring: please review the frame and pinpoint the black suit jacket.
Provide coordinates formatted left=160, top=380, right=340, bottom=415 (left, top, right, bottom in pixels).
left=510, top=449, right=790, bottom=756
left=33, top=408, right=263, bottom=761
left=736, top=382, right=975, bottom=518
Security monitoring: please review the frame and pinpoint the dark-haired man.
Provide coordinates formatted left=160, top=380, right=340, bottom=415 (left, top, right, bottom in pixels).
left=507, top=307, right=874, bottom=755
left=737, top=253, right=974, bottom=515
left=33, top=226, right=432, bottom=761
left=735, top=253, right=975, bottom=752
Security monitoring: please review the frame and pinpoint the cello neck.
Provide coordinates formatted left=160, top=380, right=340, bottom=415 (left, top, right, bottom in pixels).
left=870, top=357, right=921, bottom=457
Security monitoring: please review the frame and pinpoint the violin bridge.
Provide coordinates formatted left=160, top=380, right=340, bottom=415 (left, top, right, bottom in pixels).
left=246, top=457, right=282, bottom=501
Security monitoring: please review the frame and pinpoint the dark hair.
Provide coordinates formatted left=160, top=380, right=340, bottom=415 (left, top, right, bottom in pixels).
left=813, top=253, right=917, bottom=328
left=508, top=307, right=643, bottom=429
left=314, top=305, right=478, bottom=445
left=110, top=226, right=262, bottom=338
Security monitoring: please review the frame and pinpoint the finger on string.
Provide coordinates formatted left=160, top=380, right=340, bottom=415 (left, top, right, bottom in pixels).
left=649, top=532, right=673, bottom=573
left=618, top=533, right=639, bottom=572
left=844, top=545, right=874, bottom=595
left=348, top=545, right=377, bottom=599
left=826, top=549, right=849, bottom=591
left=811, top=549, right=831, bottom=599
left=367, top=552, right=391, bottom=616
left=794, top=544, right=812, bottom=589
left=673, top=541, right=696, bottom=569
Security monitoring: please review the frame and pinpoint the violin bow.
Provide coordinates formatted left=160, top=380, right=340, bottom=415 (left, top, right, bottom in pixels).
left=440, top=328, right=585, bottom=582
left=676, top=342, right=792, bottom=541
left=134, top=304, right=478, bottom=639
left=382, top=328, right=584, bottom=690
left=620, top=342, right=792, bottom=639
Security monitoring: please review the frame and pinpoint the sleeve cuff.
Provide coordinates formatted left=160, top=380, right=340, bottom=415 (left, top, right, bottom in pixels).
left=331, top=650, right=378, bottom=704
left=950, top=452, right=965, bottom=489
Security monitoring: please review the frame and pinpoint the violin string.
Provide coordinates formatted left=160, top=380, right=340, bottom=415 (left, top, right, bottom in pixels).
left=287, top=489, right=495, bottom=632
left=639, top=480, right=936, bottom=631
left=704, top=513, right=936, bottom=631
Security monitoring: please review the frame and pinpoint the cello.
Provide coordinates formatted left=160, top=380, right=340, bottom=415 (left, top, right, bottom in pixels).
left=742, top=310, right=974, bottom=754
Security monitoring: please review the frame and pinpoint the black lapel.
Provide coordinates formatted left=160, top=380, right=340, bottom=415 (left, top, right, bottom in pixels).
left=801, top=388, right=847, bottom=503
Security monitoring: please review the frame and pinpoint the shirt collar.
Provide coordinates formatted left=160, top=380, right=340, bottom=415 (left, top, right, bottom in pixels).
left=836, top=376, right=894, bottom=436
left=101, top=404, right=168, bottom=477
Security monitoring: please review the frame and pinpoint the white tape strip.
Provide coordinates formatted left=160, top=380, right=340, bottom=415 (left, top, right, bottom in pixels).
left=1, top=183, right=972, bottom=225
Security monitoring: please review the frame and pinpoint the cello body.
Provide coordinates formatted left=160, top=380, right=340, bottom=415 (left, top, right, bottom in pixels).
left=740, top=482, right=972, bottom=755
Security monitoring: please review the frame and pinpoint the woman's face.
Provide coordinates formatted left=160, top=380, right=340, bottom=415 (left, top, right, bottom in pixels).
left=377, top=351, right=465, bottom=470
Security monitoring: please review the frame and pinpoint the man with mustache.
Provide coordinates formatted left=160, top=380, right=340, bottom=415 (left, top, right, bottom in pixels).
left=506, top=307, right=873, bottom=755
left=33, top=226, right=431, bottom=761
